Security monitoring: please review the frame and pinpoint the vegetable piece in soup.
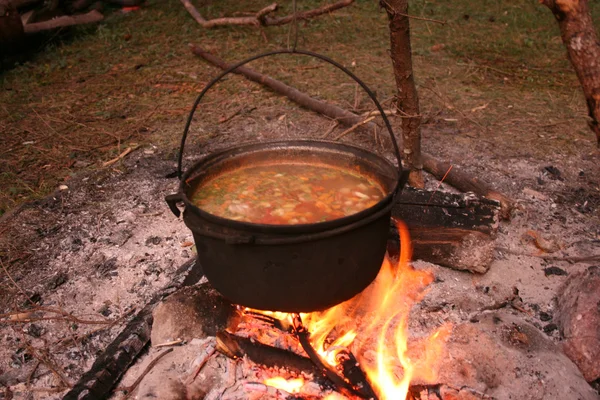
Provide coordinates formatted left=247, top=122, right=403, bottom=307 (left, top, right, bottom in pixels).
left=191, top=164, right=385, bottom=225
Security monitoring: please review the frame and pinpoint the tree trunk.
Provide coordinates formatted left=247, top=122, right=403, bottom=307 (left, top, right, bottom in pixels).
left=542, top=0, right=600, bottom=147
left=382, top=0, right=424, bottom=187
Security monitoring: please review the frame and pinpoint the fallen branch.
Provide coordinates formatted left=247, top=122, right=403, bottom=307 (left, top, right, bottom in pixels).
left=180, top=0, right=353, bottom=29
left=102, top=146, right=135, bottom=167
left=190, top=45, right=376, bottom=129
left=179, top=0, right=278, bottom=28
left=191, top=46, right=513, bottom=215
left=23, top=10, right=104, bottom=34
left=263, top=0, right=354, bottom=26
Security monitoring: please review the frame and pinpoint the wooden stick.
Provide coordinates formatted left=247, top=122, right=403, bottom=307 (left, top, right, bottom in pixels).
left=263, top=0, right=354, bottom=26
left=321, top=121, right=339, bottom=138
left=122, top=348, right=173, bottom=400
left=23, top=10, right=103, bottom=34
left=102, top=146, right=134, bottom=167
left=190, top=45, right=376, bottom=130
left=180, top=0, right=353, bottom=28
left=179, top=0, right=278, bottom=28
left=333, top=116, right=375, bottom=140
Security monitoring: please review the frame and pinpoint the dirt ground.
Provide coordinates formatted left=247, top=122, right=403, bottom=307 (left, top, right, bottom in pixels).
left=1, top=0, right=600, bottom=399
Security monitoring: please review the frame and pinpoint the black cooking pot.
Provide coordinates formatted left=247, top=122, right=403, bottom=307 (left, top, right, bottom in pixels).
left=166, top=49, right=408, bottom=312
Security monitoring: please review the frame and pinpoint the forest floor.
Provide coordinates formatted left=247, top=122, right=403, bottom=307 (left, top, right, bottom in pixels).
left=0, top=0, right=599, bottom=398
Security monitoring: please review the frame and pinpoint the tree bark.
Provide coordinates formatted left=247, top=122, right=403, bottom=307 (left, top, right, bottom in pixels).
left=541, top=0, right=600, bottom=146
left=382, top=0, right=424, bottom=187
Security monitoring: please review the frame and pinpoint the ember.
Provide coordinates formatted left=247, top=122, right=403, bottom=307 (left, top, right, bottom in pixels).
left=246, top=219, right=452, bottom=399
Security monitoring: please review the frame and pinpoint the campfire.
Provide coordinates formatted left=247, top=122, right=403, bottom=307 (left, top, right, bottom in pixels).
left=212, top=220, right=452, bottom=400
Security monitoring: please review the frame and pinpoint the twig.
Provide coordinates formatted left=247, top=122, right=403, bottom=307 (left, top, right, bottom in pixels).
left=0, top=259, right=34, bottom=304
left=26, top=360, right=41, bottom=387
left=1, top=306, right=118, bottom=325
left=181, top=0, right=354, bottom=28
left=122, top=348, right=173, bottom=400
left=264, top=0, right=354, bottom=26
left=427, top=165, right=453, bottom=205
left=321, top=121, right=339, bottom=138
left=102, top=146, right=135, bottom=167
left=219, top=107, right=244, bottom=123
left=333, top=116, right=375, bottom=140
left=180, top=0, right=278, bottom=28
left=27, top=346, right=72, bottom=389
left=154, top=339, right=185, bottom=348
left=184, top=343, right=216, bottom=385
left=496, top=247, right=600, bottom=263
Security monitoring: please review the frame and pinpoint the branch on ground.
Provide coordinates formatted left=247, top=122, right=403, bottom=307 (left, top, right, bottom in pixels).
left=23, top=9, right=103, bottom=34
left=180, top=0, right=353, bottom=29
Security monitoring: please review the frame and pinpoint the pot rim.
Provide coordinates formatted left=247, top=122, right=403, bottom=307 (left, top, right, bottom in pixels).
left=177, top=139, right=401, bottom=236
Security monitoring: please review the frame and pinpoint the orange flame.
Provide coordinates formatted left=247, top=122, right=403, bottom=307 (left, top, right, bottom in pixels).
left=247, top=219, right=451, bottom=399
left=263, top=376, right=305, bottom=393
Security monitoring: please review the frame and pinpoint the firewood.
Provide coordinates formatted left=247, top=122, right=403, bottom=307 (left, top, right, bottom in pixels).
left=391, top=187, right=499, bottom=273
left=216, top=331, right=324, bottom=379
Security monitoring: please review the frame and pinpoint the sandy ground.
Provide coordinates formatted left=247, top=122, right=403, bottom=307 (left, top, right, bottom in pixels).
left=0, top=108, right=599, bottom=399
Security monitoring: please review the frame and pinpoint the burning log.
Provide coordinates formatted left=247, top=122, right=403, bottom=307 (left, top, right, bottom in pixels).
left=215, top=330, right=324, bottom=379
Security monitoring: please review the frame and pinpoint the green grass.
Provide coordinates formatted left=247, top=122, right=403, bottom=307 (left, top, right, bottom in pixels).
left=1, top=0, right=598, bottom=216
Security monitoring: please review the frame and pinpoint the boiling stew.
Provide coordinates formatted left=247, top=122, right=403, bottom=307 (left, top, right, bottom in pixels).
left=191, top=163, right=385, bottom=225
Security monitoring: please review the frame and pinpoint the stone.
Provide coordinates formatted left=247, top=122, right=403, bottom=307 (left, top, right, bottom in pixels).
left=151, top=283, right=240, bottom=346
left=436, top=311, right=599, bottom=400
left=556, top=265, right=600, bottom=382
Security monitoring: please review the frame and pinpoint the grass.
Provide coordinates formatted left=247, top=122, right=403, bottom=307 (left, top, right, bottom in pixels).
left=1, top=0, right=598, bottom=216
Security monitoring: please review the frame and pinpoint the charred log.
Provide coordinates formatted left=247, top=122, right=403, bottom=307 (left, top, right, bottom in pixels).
left=421, top=153, right=513, bottom=219
left=216, top=330, right=325, bottom=379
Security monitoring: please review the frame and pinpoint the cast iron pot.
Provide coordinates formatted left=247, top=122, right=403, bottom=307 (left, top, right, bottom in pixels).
left=166, top=49, right=408, bottom=312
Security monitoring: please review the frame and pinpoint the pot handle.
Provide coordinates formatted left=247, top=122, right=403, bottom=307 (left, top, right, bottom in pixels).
left=177, top=49, right=406, bottom=192
left=165, top=193, right=184, bottom=218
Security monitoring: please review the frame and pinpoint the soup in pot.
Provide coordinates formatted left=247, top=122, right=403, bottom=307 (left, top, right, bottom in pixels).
left=191, top=163, right=385, bottom=225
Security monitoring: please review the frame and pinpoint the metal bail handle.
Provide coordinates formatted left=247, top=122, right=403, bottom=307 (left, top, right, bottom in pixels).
left=177, top=49, right=405, bottom=186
